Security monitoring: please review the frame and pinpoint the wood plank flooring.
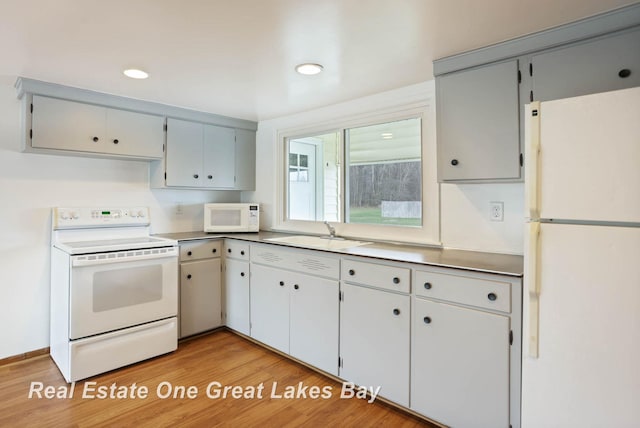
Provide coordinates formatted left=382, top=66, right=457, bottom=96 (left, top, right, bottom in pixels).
left=0, top=330, right=437, bottom=427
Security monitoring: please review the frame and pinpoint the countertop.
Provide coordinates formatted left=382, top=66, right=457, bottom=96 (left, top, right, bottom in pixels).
left=155, top=231, right=523, bottom=277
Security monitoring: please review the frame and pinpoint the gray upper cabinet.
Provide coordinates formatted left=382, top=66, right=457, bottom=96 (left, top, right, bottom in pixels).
left=234, top=129, right=256, bottom=191
left=16, top=77, right=258, bottom=188
left=436, top=60, right=521, bottom=182
left=532, top=28, right=640, bottom=102
left=434, top=4, right=640, bottom=182
left=30, top=95, right=164, bottom=159
left=163, top=118, right=236, bottom=189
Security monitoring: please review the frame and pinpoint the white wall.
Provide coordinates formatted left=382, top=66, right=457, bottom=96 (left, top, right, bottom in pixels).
left=245, top=80, right=524, bottom=254
left=0, top=76, right=241, bottom=359
left=441, top=183, right=524, bottom=254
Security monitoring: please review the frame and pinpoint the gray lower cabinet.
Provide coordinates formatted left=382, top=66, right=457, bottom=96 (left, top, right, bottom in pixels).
left=249, top=244, right=340, bottom=375
left=249, top=263, right=340, bottom=375
left=339, top=282, right=410, bottom=407
left=339, top=258, right=411, bottom=407
left=411, top=298, right=510, bottom=428
left=179, top=240, right=222, bottom=338
left=29, top=95, right=164, bottom=159
left=532, top=28, right=640, bottom=102
left=436, top=59, right=521, bottom=182
left=223, top=240, right=250, bottom=335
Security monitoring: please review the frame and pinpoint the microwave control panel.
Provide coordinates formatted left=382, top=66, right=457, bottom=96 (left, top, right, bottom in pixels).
left=249, top=204, right=259, bottom=227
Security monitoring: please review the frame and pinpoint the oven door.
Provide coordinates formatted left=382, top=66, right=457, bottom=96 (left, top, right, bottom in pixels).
left=68, top=247, right=178, bottom=340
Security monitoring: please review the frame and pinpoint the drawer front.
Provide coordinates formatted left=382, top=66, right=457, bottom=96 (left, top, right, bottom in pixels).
left=341, top=259, right=410, bottom=293
left=414, top=270, right=511, bottom=313
left=251, top=245, right=339, bottom=279
left=179, top=240, right=222, bottom=261
left=225, top=240, right=250, bottom=260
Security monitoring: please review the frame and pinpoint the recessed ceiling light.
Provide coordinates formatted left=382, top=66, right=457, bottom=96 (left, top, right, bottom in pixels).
left=381, top=133, right=393, bottom=139
left=295, top=63, right=324, bottom=75
left=123, top=69, right=149, bottom=79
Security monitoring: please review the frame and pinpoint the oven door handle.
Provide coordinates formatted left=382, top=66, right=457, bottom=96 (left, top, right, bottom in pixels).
left=71, top=247, right=178, bottom=267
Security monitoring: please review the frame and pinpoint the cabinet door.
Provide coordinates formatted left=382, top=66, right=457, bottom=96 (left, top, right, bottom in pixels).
left=224, top=258, right=250, bottom=335
left=339, top=283, right=410, bottom=407
left=249, top=264, right=290, bottom=353
left=532, top=28, right=640, bottom=102
left=203, top=124, right=235, bottom=188
left=105, top=108, right=164, bottom=158
left=234, top=128, right=256, bottom=190
left=165, top=118, right=203, bottom=187
left=411, top=298, right=510, bottom=428
left=290, top=273, right=339, bottom=375
left=31, top=95, right=107, bottom=153
left=180, top=259, right=222, bottom=338
left=437, top=60, right=521, bottom=181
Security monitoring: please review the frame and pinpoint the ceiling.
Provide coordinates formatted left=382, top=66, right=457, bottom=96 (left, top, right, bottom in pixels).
left=1, top=0, right=635, bottom=122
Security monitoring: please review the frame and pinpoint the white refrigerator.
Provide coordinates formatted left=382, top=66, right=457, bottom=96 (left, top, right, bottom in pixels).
left=523, top=86, right=640, bottom=428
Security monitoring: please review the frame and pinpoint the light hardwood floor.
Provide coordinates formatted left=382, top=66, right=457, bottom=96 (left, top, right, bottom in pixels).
left=0, top=330, right=436, bottom=427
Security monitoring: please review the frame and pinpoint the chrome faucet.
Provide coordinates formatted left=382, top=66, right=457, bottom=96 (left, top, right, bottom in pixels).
left=324, top=221, right=336, bottom=238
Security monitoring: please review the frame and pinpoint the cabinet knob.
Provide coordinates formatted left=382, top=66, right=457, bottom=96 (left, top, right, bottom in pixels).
left=348, top=269, right=355, bottom=276
left=423, top=282, right=432, bottom=290
left=193, top=174, right=199, bottom=179
left=392, top=277, right=400, bottom=284
left=113, top=139, right=119, bottom=144
left=451, top=159, right=459, bottom=166
left=618, top=69, right=631, bottom=78
left=228, top=248, right=232, bottom=253
left=240, top=250, right=245, bottom=256
left=92, top=136, right=99, bottom=142
left=187, top=274, right=192, bottom=279
left=423, top=316, right=432, bottom=324
left=240, top=272, right=245, bottom=277
left=279, top=281, right=284, bottom=286
left=207, top=175, right=213, bottom=179
left=393, top=308, right=401, bottom=316
left=187, top=251, right=192, bottom=256
left=212, top=248, right=217, bottom=253
left=294, top=284, right=299, bottom=290
left=488, top=292, right=497, bottom=301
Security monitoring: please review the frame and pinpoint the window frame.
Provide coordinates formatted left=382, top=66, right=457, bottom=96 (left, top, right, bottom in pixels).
left=275, top=103, right=440, bottom=246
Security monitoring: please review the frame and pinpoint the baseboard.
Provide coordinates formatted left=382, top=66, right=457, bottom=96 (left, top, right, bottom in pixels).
left=0, top=347, right=50, bottom=367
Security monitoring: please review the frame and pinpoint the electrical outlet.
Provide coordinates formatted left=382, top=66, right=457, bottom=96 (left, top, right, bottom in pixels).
left=490, top=201, right=504, bottom=222
left=175, top=203, right=183, bottom=216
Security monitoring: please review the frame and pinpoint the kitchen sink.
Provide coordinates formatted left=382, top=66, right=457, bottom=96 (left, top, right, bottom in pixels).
left=265, top=235, right=371, bottom=250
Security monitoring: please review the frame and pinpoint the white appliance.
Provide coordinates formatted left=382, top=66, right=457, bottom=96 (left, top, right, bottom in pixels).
left=204, top=203, right=259, bottom=233
left=523, top=87, right=640, bottom=428
left=50, top=207, right=179, bottom=382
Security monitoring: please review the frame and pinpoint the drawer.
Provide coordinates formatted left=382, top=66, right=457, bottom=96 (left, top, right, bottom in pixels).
left=225, top=240, right=250, bottom=260
left=341, top=259, right=410, bottom=293
left=179, top=240, right=222, bottom=261
left=414, top=270, right=511, bottom=313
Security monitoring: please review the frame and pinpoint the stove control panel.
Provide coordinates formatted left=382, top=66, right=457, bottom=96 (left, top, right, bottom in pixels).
left=53, top=207, right=150, bottom=229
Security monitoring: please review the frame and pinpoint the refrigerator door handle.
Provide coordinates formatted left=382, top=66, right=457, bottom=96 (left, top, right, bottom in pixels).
left=526, top=102, right=541, bottom=220
left=527, top=222, right=541, bottom=358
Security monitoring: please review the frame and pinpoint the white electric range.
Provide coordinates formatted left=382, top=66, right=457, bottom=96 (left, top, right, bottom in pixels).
left=50, top=206, right=179, bottom=382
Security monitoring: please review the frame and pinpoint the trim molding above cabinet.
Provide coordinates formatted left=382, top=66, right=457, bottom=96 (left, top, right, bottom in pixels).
left=433, top=3, right=640, bottom=76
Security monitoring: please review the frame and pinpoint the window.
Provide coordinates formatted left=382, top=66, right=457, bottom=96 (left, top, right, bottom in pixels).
left=286, top=117, right=422, bottom=227
left=346, top=118, right=421, bottom=226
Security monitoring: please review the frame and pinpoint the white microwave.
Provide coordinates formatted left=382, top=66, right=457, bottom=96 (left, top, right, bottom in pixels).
left=204, top=203, right=259, bottom=233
